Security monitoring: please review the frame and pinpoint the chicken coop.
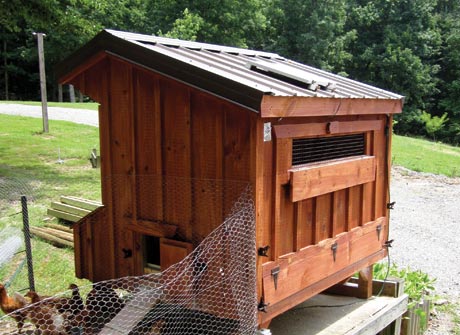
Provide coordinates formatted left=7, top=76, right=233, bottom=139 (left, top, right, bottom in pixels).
left=57, top=29, right=404, bottom=328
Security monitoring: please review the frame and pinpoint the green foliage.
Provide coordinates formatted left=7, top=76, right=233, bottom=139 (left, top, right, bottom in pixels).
left=164, top=8, right=204, bottom=41
left=1, top=0, right=460, bottom=144
left=374, top=262, right=436, bottom=303
left=420, top=111, right=449, bottom=139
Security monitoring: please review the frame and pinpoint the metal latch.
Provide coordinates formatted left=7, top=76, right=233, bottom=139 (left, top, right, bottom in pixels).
left=376, top=224, right=382, bottom=240
left=387, top=201, right=396, bottom=210
left=331, top=242, right=338, bottom=262
left=271, top=266, right=280, bottom=290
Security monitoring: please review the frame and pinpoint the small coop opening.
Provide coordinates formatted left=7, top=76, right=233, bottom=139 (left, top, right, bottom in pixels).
left=143, top=235, right=161, bottom=273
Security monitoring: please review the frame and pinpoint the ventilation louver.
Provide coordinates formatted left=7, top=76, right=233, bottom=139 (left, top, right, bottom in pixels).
left=292, top=133, right=365, bottom=166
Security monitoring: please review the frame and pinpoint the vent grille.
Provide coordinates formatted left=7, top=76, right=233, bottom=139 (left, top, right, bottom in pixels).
left=292, top=134, right=365, bottom=166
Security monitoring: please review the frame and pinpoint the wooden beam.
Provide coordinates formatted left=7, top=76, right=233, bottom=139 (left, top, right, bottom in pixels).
left=51, top=201, right=91, bottom=217
left=289, top=156, right=376, bottom=202
left=273, top=120, right=382, bottom=139
left=60, top=196, right=102, bottom=211
left=47, top=208, right=81, bottom=223
left=261, top=96, right=403, bottom=118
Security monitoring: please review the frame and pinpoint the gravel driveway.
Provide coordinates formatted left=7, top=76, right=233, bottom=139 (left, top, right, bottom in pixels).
left=0, top=103, right=98, bottom=126
left=1, top=104, right=459, bottom=333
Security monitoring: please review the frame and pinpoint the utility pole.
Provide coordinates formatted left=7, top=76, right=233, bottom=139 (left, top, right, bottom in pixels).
left=33, top=32, right=49, bottom=133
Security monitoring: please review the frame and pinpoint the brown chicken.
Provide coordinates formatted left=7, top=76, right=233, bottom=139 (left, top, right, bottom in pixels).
left=0, top=283, right=28, bottom=333
left=23, top=291, right=66, bottom=335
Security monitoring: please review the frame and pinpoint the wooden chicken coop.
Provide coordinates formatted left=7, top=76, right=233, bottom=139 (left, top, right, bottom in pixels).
left=57, top=30, right=404, bottom=327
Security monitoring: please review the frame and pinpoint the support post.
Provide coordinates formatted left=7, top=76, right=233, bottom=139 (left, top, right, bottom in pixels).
left=21, top=196, right=35, bottom=292
left=357, top=265, right=373, bottom=299
left=58, top=84, right=63, bottom=102
left=33, top=32, right=49, bottom=133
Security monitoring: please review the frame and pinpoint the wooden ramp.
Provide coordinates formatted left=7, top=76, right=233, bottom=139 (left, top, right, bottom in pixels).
left=99, top=285, right=162, bottom=335
left=269, top=293, right=408, bottom=335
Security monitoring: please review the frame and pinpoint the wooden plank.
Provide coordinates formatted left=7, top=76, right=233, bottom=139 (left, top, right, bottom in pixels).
left=273, top=120, right=382, bottom=139
left=272, top=137, right=293, bottom=258
left=261, top=96, right=403, bottom=118
left=362, top=133, right=375, bottom=223
left=314, top=193, right=332, bottom=243
left=47, top=208, right=81, bottom=222
left=269, top=293, right=408, bottom=335
left=109, top=57, right=136, bottom=277
left=161, top=78, right=192, bottom=241
left=290, top=156, right=376, bottom=202
left=51, top=202, right=91, bottom=217
left=127, top=219, right=177, bottom=238
left=60, top=196, right=102, bottom=211
left=190, top=92, right=224, bottom=241
left=347, top=185, right=362, bottom=229
left=294, top=199, right=314, bottom=250
left=258, top=249, right=386, bottom=325
left=133, top=69, right=163, bottom=222
left=332, top=189, right=347, bottom=237
left=263, top=233, right=349, bottom=306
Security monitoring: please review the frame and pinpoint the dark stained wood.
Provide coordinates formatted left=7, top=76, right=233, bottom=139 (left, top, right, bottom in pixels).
left=59, top=51, right=108, bottom=84
left=290, top=156, right=376, bottom=202
left=161, top=78, right=192, bottom=241
left=261, top=96, right=403, bottom=118
left=190, top=92, right=224, bottom=241
left=133, top=69, right=163, bottom=222
left=357, top=265, right=374, bottom=299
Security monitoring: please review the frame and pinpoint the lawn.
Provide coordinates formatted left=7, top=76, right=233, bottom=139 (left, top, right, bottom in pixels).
left=392, top=134, right=460, bottom=177
left=0, top=114, right=98, bottom=305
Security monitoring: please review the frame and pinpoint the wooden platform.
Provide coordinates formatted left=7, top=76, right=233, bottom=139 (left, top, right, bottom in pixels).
left=47, top=196, right=102, bottom=223
left=269, top=293, right=408, bottom=335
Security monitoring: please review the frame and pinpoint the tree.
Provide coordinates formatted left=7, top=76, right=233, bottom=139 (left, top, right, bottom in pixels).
left=267, top=0, right=355, bottom=73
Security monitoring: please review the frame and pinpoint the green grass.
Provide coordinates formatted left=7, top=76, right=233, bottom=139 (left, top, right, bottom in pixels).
left=392, top=134, right=460, bottom=177
left=0, top=100, right=99, bottom=110
left=0, top=114, right=98, bottom=306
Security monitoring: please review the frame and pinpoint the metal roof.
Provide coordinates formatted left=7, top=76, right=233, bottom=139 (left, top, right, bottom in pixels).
left=57, top=29, right=404, bottom=113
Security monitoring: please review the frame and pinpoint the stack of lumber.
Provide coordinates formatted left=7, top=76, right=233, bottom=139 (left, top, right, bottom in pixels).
left=47, top=196, right=102, bottom=223
left=30, top=224, right=74, bottom=248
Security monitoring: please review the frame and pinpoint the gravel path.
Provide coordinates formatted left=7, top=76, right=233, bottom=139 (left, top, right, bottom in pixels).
left=1, top=104, right=459, bottom=333
left=0, top=103, right=98, bottom=126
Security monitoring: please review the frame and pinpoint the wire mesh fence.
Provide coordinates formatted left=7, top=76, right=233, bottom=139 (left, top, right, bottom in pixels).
left=1, top=176, right=258, bottom=334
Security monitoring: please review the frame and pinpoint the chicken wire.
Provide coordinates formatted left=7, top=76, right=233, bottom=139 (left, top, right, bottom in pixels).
left=1, top=182, right=257, bottom=334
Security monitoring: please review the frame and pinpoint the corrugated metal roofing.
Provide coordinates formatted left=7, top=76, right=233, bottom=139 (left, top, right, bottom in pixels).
left=57, top=29, right=404, bottom=112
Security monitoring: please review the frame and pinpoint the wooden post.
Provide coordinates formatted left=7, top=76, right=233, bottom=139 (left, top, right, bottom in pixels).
left=33, top=32, right=49, bottom=133
left=58, top=84, right=63, bottom=102
left=69, top=84, right=76, bottom=102
left=3, top=39, right=8, bottom=100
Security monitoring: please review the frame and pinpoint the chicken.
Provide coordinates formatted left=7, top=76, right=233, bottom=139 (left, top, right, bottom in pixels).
left=0, top=283, right=28, bottom=333
left=23, top=291, right=66, bottom=335
left=68, top=283, right=84, bottom=316
left=25, top=290, right=70, bottom=314
left=85, top=282, right=125, bottom=332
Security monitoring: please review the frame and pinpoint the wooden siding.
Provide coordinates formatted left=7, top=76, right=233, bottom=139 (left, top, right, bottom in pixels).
left=256, top=115, right=391, bottom=323
left=69, top=55, right=255, bottom=282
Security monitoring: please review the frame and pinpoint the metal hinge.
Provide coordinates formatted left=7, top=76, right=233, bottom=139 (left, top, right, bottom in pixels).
left=258, top=245, right=270, bottom=257
left=376, top=224, right=382, bottom=240
left=264, top=122, right=272, bottom=142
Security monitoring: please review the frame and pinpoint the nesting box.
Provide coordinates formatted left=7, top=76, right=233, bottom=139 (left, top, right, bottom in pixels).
left=57, top=30, right=403, bottom=327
